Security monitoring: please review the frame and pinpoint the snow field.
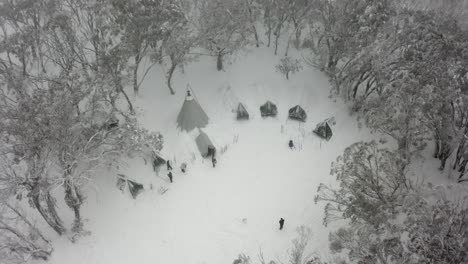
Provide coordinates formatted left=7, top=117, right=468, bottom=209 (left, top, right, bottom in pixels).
left=45, top=47, right=375, bottom=264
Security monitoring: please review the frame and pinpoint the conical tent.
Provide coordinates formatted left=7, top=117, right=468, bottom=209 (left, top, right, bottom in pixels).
left=176, top=91, right=209, bottom=132
left=288, top=105, right=307, bottom=122
left=313, top=121, right=333, bottom=141
left=237, top=103, right=249, bottom=120
left=260, top=101, right=278, bottom=117
left=196, top=130, right=216, bottom=158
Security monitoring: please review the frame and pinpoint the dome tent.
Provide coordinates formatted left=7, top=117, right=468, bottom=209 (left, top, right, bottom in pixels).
left=176, top=90, right=209, bottom=132
left=288, top=105, right=307, bottom=122
left=260, top=101, right=278, bottom=117
left=236, top=103, right=249, bottom=120
left=196, top=130, right=216, bottom=158
left=313, top=120, right=333, bottom=141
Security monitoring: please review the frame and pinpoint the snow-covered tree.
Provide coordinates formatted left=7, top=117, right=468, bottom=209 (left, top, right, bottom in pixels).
left=316, top=141, right=468, bottom=263
left=276, top=56, right=302, bottom=80
left=0, top=203, right=53, bottom=263
left=0, top=0, right=166, bottom=240
left=196, top=0, right=251, bottom=71
left=315, top=141, right=410, bottom=226
left=287, top=0, right=313, bottom=49
left=243, top=0, right=261, bottom=48
left=237, top=226, right=317, bottom=264
left=109, top=0, right=186, bottom=94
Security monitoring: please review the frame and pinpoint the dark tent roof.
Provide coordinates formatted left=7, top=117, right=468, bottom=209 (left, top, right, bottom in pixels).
left=117, top=174, right=144, bottom=199
left=196, top=130, right=216, bottom=157
left=176, top=92, right=209, bottom=132
left=260, top=101, right=278, bottom=117
left=152, top=152, right=166, bottom=171
left=237, top=103, right=249, bottom=120
left=313, top=121, right=333, bottom=141
left=288, top=105, right=307, bottom=122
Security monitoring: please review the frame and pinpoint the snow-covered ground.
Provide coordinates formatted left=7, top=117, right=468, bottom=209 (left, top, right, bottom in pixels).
left=43, top=47, right=378, bottom=264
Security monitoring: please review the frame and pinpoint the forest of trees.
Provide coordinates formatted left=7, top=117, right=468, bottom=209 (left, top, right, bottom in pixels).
left=0, top=0, right=467, bottom=263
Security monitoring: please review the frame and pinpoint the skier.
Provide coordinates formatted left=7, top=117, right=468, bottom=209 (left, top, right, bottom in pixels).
left=288, top=140, right=295, bottom=150
left=167, top=171, right=173, bottom=183
left=212, top=156, right=217, bottom=168
left=279, top=218, right=285, bottom=230
left=181, top=163, right=187, bottom=173
left=167, top=160, right=173, bottom=171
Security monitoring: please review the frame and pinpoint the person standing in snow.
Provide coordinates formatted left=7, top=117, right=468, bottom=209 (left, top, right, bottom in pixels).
left=279, top=218, right=285, bottom=230
left=167, top=160, right=173, bottom=171
left=167, top=171, right=173, bottom=183
left=212, top=156, right=217, bottom=168
left=288, top=140, right=295, bottom=150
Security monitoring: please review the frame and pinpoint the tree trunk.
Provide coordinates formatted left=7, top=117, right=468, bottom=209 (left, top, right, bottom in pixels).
left=64, top=177, right=84, bottom=234
left=217, top=52, right=223, bottom=71
left=117, top=81, right=134, bottom=114
left=267, top=25, right=272, bottom=47
left=274, top=25, right=281, bottom=55
left=286, top=71, right=289, bottom=80
left=7, top=204, right=50, bottom=244
left=454, top=138, right=465, bottom=169
left=434, top=133, right=441, bottom=158
left=133, top=53, right=141, bottom=95
left=156, top=43, right=164, bottom=65
left=253, top=26, right=260, bottom=47
left=31, top=190, right=65, bottom=235
left=246, top=1, right=259, bottom=48
left=45, top=191, right=65, bottom=233
left=294, top=23, right=302, bottom=49
left=0, top=221, right=51, bottom=260
left=21, top=49, right=27, bottom=76
left=264, top=7, right=272, bottom=47
left=166, top=57, right=177, bottom=95
left=284, top=35, right=291, bottom=57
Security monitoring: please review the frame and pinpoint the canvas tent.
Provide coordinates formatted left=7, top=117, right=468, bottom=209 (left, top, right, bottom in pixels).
left=117, top=174, right=144, bottom=199
left=260, top=101, right=278, bottom=117
left=288, top=105, right=307, bottom=122
left=176, top=90, right=209, bottom=132
left=196, top=130, right=216, bottom=158
left=237, top=103, right=249, bottom=120
left=313, top=121, right=333, bottom=141
left=152, top=152, right=166, bottom=171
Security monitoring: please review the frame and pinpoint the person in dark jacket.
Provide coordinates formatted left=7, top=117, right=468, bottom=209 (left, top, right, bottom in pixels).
left=279, top=218, right=285, bottom=230
left=212, top=156, right=217, bottom=168
left=167, top=171, right=173, bottom=183
left=288, top=140, right=295, bottom=150
left=167, top=160, right=173, bottom=171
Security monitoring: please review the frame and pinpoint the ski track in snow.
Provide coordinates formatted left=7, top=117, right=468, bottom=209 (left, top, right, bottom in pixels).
left=41, top=47, right=377, bottom=264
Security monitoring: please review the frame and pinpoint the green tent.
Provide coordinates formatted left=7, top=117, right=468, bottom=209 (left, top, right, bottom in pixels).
left=237, top=103, right=249, bottom=120
left=260, top=101, right=278, bottom=117
left=196, top=130, right=216, bottom=157
left=176, top=91, right=209, bottom=132
left=288, top=105, right=307, bottom=122
left=313, top=121, right=333, bottom=141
